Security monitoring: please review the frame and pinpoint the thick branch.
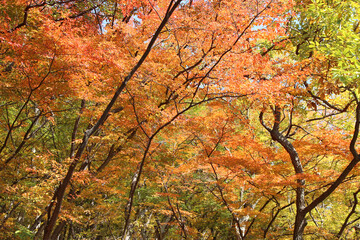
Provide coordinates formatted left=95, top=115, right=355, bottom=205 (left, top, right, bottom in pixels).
left=304, top=102, right=360, bottom=214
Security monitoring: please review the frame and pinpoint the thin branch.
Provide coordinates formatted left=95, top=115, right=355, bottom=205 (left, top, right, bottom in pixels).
left=337, top=189, right=360, bottom=238
left=70, top=100, right=85, bottom=158
left=4, top=111, right=43, bottom=165
left=263, top=202, right=294, bottom=238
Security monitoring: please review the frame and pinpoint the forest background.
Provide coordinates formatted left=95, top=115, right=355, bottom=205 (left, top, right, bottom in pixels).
left=1, top=0, right=360, bottom=239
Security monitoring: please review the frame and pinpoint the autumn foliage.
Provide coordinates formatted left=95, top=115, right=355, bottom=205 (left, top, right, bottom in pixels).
left=1, top=0, right=360, bottom=239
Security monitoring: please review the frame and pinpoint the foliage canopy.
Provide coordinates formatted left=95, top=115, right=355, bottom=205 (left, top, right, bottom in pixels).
left=1, top=0, right=360, bottom=239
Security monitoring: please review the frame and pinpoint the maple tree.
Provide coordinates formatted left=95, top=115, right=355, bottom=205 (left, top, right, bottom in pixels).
left=1, top=0, right=360, bottom=239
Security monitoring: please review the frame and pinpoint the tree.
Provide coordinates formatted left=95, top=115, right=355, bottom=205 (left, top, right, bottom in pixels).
left=2, top=0, right=360, bottom=239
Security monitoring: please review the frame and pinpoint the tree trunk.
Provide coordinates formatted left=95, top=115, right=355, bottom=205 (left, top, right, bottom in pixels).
left=293, top=182, right=307, bottom=240
left=260, top=106, right=307, bottom=240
